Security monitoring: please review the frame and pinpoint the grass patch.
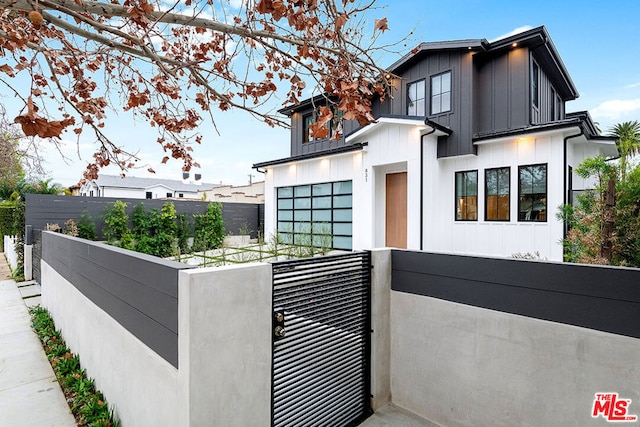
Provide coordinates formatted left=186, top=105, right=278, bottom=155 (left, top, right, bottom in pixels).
left=29, top=306, right=120, bottom=427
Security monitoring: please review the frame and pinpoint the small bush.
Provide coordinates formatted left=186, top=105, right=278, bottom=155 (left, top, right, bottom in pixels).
left=102, top=200, right=133, bottom=249
left=193, top=202, right=225, bottom=252
left=77, top=211, right=96, bottom=241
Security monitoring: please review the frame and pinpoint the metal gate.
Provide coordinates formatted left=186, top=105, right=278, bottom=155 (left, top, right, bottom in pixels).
left=271, top=251, right=371, bottom=427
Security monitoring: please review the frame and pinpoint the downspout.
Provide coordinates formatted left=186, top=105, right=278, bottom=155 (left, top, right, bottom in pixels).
left=420, top=123, right=437, bottom=251
left=563, top=130, right=583, bottom=236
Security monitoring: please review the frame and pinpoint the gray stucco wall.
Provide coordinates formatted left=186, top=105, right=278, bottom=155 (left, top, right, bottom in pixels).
left=41, top=231, right=195, bottom=367
left=390, top=250, right=640, bottom=426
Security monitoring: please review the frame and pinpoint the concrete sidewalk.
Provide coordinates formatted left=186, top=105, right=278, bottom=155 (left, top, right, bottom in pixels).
left=0, top=253, right=75, bottom=426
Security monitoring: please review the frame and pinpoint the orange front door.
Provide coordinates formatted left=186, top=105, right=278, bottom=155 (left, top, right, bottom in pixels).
left=385, top=172, right=407, bottom=248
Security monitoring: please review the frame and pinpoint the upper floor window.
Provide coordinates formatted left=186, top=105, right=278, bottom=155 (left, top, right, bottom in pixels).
left=431, top=71, right=451, bottom=115
left=518, top=164, right=547, bottom=222
left=407, top=79, right=425, bottom=116
left=550, top=87, right=556, bottom=121
left=555, top=94, right=562, bottom=120
left=531, top=61, right=539, bottom=109
left=303, top=107, right=343, bottom=142
left=485, top=167, right=510, bottom=221
left=455, top=170, right=477, bottom=221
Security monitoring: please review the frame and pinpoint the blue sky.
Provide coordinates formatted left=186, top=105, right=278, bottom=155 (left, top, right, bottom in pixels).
left=6, top=0, right=640, bottom=187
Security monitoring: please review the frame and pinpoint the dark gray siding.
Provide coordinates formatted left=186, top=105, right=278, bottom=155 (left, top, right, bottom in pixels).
left=25, top=194, right=263, bottom=240
left=531, top=51, right=566, bottom=124
left=42, top=232, right=195, bottom=367
left=474, top=47, right=530, bottom=135
left=392, top=250, right=640, bottom=339
left=289, top=110, right=361, bottom=157
left=393, top=50, right=476, bottom=157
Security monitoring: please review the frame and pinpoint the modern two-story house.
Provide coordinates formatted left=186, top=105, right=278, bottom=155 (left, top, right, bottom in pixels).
left=253, top=26, right=617, bottom=261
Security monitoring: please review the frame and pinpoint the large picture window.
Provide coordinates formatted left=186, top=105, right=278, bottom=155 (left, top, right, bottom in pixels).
left=277, top=180, right=353, bottom=250
left=455, top=170, right=478, bottom=221
left=407, top=79, right=425, bottom=116
left=485, top=167, right=510, bottom=221
left=431, top=71, right=451, bottom=115
left=518, top=164, right=547, bottom=222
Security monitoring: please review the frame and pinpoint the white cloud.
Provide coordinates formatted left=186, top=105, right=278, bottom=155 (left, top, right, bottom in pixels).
left=625, top=82, right=640, bottom=89
left=489, top=26, right=534, bottom=43
left=590, top=98, right=640, bottom=120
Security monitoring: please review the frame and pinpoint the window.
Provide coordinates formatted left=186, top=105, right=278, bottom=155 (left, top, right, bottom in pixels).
left=303, top=107, right=343, bottom=142
left=407, top=79, right=425, bottom=116
left=277, top=180, right=353, bottom=250
left=550, top=87, right=556, bottom=121
left=89, top=190, right=94, bottom=197
left=431, top=71, right=451, bottom=115
left=166, top=192, right=172, bottom=198
left=179, top=193, right=184, bottom=198
left=518, top=164, right=547, bottom=222
left=485, top=167, right=510, bottom=221
left=455, top=170, right=478, bottom=221
left=531, top=61, right=539, bottom=109
left=145, top=191, right=152, bottom=199
left=555, top=95, right=562, bottom=120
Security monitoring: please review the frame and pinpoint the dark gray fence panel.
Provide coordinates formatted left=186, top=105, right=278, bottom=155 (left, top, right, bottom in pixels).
left=25, top=194, right=263, bottom=239
left=32, top=230, right=42, bottom=284
left=42, top=232, right=195, bottom=367
left=392, top=250, right=640, bottom=339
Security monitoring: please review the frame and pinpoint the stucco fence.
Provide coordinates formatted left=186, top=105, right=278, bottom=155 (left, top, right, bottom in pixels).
left=40, top=231, right=640, bottom=426
left=3, top=235, right=18, bottom=270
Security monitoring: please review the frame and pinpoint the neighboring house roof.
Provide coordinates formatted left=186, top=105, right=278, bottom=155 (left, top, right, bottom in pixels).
left=86, top=174, right=218, bottom=193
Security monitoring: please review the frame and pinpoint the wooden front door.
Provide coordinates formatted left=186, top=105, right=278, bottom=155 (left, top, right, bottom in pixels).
left=385, top=172, right=407, bottom=248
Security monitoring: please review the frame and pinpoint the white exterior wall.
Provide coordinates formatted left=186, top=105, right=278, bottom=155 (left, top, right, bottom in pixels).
left=263, top=123, right=611, bottom=261
left=424, top=132, right=566, bottom=261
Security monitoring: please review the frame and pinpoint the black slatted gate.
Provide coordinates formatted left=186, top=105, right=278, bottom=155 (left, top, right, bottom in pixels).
left=271, top=252, right=372, bottom=427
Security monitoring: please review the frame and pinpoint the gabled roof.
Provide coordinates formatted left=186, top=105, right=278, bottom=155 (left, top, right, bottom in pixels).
left=390, top=26, right=578, bottom=100
left=88, top=174, right=218, bottom=192
left=280, top=26, right=579, bottom=117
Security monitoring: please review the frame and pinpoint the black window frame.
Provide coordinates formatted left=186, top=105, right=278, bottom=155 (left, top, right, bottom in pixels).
left=550, top=86, right=556, bottom=122
left=407, top=78, right=426, bottom=116
left=455, top=170, right=478, bottom=221
left=531, top=61, right=540, bottom=109
left=302, top=106, right=343, bottom=143
left=145, top=191, right=152, bottom=199
left=430, top=70, right=452, bottom=115
left=518, top=163, right=547, bottom=222
left=485, top=167, right=510, bottom=222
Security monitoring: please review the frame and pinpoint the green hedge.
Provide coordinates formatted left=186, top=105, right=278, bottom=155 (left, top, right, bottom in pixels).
left=0, top=205, right=18, bottom=237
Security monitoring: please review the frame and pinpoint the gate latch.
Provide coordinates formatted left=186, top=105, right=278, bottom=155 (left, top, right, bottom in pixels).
left=273, top=308, right=286, bottom=340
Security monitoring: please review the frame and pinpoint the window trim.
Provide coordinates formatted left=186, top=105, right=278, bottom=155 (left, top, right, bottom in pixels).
left=518, top=163, right=548, bottom=223
left=430, top=70, right=452, bottom=116
left=484, top=167, right=510, bottom=222
left=455, top=169, right=478, bottom=222
left=407, top=78, right=426, bottom=117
